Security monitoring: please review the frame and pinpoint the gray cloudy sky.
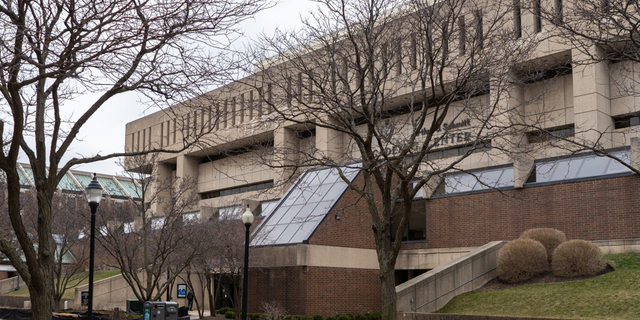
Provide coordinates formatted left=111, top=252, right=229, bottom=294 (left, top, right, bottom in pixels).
left=31, top=0, right=317, bottom=177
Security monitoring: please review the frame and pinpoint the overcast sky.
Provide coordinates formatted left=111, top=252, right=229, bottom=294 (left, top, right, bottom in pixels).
left=29, top=0, right=317, bottom=177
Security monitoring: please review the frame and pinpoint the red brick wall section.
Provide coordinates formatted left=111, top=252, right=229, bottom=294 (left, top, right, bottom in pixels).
left=427, top=175, right=640, bottom=248
left=247, top=266, right=381, bottom=317
left=308, top=173, right=378, bottom=250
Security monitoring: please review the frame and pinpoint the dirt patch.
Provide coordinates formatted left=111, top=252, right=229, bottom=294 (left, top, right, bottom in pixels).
left=474, top=264, right=615, bottom=292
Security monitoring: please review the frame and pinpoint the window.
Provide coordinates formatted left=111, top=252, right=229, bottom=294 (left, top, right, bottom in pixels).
left=218, top=206, right=241, bottom=219
left=613, top=114, right=640, bottom=129
left=151, top=217, right=165, bottom=230
left=527, top=149, right=631, bottom=183
left=526, top=125, right=575, bottom=143
left=433, top=165, right=514, bottom=196
left=200, top=180, right=274, bottom=199
left=475, top=10, right=483, bottom=49
left=183, top=211, right=201, bottom=224
left=391, top=200, right=426, bottom=242
left=534, top=0, right=542, bottom=33
left=458, top=16, right=466, bottom=54
left=555, top=0, right=563, bottom=25
left=124, top=222, right=134, bottom=234
left=514, top=0, right=522, bottom=38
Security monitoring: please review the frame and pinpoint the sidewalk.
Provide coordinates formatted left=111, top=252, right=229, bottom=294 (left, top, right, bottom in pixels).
left=186, top=309, right=226, bottom=319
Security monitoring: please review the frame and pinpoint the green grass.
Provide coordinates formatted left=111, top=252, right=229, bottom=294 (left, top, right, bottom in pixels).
left=1, top=269, right=121, bottom=299
left=436, top=253, right=640, bottom=320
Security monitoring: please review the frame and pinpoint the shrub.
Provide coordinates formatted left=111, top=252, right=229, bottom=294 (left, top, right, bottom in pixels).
left=261, top=301, right=287, bottom=320
left=552, top=239, right=607, bottom=277
left=520, top=228, right=566, bottom=260
left=355, top=315, right=365, bottom=320
left=365, top=312, right=381, bottom=320
left=326, top=316, right=337, bottom=320
left=218, top=308, right=234, bottom=315
left=250, top=314, right=264, bottom=320
left=225, top=311, right=236, bottom=319
left=497, top=238, right=548, bottom=283
left=313, top=315, right=323, bottom=320
left=292, top=316, right=303, bottom=320
left=337, top=315, right=350, bottom=320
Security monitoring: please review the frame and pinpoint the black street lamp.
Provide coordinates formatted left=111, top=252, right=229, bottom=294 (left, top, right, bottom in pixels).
left=85, top=173, right=103, bottom=320
left=241, top=204, right=254, bottom=320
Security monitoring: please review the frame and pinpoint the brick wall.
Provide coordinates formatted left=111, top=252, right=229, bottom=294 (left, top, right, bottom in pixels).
left=426, top=175, right=640, bottom=248
left=248, top=266, right=381, bottom=316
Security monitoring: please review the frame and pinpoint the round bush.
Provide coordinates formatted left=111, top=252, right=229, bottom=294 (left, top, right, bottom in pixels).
left=313, top=315, right=323, bottom=320
left=337, top=315, right=350, bottom=320
left=497, top=238, right=548, bottom=283
left=520, top=228, right=566, bottom=260
left=225, top=311, right=236, bottom=319
left=326, top=316, right=337, bottom=320
left=365, top=312, right=381, bottom=320
left=552, top=239, right=607, bottom=277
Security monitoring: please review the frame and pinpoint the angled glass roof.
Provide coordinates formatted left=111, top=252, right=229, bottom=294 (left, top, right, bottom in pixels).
left=97, top=176, right=128, bottom=197
left=530, top=149, right=631, bottom=183
left=59, top=172, right=82, bottom=191
left=251, top=165, right=360, bottom=246
left=17, top=168, right=31, bottom=186
left=434, top=165, right=514, bottom=196
left=117, top=178, right=142, bottom=198
left=73, top=173, right=93, bottom=189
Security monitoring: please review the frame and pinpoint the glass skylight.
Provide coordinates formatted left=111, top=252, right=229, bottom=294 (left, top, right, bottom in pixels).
left=434, top=166, right=515, bottom=196
left=251, top=166, right=360, bottom=246
left=530, top=149, right=631, bottom=183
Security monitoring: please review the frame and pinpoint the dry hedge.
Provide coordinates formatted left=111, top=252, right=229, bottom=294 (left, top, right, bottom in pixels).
left=520, top=228, right=566, bottom=260
left=497, top=238, right=548, bottom=283
left=551, top=239, right=607, bottom=277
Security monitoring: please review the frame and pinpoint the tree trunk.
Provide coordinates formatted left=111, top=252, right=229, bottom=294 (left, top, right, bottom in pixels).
left=207, top=274, right=214, bottom=315
left=30, top=287, right=52, bottom=320
left=379, top=264, right=396, bottom=320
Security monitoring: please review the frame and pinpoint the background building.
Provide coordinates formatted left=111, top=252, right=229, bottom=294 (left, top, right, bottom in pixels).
left=124, top=0, right=640, bottom=316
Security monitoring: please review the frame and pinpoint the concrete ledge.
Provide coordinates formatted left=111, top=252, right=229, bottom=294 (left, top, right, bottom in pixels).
left=397, top=313, right=581, bottom=320
left=594, top=238, right=640, bottom=254
left=0, top=276, right=26, bottom=295
left=396, top=241, right=506, bottom=314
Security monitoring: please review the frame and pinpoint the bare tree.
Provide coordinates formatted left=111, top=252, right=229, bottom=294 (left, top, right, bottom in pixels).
left=247, top=0, right=537, bottom=319
left=2, top=185, right=88, bottom=312
left=0, top=0, right=270, bottom=319
left=96, top=154, right=211, bottom=303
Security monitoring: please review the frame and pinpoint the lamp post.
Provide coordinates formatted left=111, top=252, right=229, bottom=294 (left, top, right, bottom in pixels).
left=85, top=173, right=103, bottom=320
left=241, top=204, right=254, bottom=320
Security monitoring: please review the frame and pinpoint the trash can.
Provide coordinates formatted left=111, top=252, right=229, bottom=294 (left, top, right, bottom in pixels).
left=143, top=301, right=179, bottom=320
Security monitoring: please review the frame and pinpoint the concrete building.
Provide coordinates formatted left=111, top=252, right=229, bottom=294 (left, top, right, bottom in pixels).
left=124, top=0, right=640, bottom=316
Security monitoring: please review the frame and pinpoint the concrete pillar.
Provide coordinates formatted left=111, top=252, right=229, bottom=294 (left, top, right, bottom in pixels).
left=316, top=117, right=343, bottom=164
left=176, top=155, right=199, bottom=179
left=273, top=126, right=299, bottom=191
left=150, top=162, right=174, bottom=217
left=572, top=47, right=613, bottom=148
left=491, top=74, right=532, bottom=188
left=631, top=137, right=640, bottom=173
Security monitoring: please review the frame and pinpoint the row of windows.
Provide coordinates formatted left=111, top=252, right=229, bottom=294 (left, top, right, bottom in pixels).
left=200, top=180, right=274, bottom=200
left=434, top=148, right=632, bottom=197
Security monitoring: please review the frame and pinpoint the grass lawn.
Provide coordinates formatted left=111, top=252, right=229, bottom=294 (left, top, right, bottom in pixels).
left=1, top=269, right=121, bottom=299
left=436, top=253, right=640, bottom=320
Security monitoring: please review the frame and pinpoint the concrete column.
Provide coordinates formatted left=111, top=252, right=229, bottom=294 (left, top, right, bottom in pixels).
left=273, top=126, right=299, bottom=191
left=316, top=117, right=343, bottom=164
left=572, top=47, right=613, bottom=148
left=491, top=74, right=532, bottom=188
left=176, top=155, right=199, bottom=180
left=149, top=162, right=174, bottom=217
left=631, top=137, right=640, bottom=173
